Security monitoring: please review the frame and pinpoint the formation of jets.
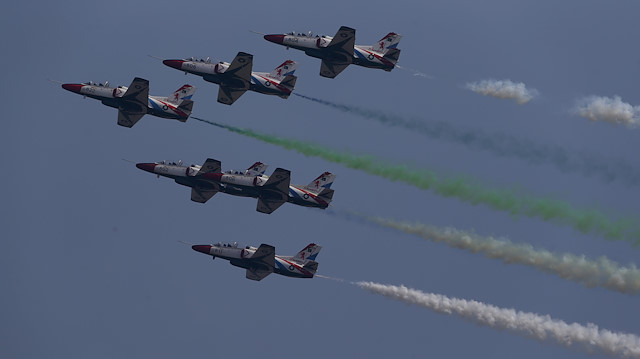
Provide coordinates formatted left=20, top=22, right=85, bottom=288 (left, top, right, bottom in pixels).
left=58, top=25, right=400, bottom=280
left=135, top=159, right=335, bottom=214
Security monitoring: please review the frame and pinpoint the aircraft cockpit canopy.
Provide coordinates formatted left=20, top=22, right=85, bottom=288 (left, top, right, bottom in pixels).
left=83, top=81, right=109, bottom=87
left=216, top=242, right=239, bottom=248
left=224, top=170, right=245, bottom=175
left=188, top=57, right=211, bottom=63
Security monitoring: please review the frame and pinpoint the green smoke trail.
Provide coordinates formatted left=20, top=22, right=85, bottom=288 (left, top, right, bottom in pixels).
left=193, top=117, right=640, bottom=244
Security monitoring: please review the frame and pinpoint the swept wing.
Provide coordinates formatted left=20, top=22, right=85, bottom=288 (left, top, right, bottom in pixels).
left=217, top=52, right=253, bottom=105
left=246, top=244, right=276, bottom=281
left=256, top=168, right=290, bottom=214
left=117, top=77, right=149, bottom=127
left=319, top=26, right=355, bottom=78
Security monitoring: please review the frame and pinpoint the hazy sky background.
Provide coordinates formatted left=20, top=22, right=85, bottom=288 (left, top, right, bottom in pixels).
left=3, top=1, right=640, bottom=358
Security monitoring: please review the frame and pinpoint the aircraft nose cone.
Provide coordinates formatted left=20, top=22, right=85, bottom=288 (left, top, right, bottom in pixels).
left=163, top=59, right=185, bottom=70
left=264, top=34, right=285, bottom=44
left=192, top=245, right=212, bottom=255
left=136, top=163, right=157, bottom=173
left=61, top=83, right=84, bottom=94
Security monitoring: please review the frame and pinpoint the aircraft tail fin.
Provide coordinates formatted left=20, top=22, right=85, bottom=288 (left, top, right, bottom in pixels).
left=293, top=243, right=322, bottom=262
left=268, top=60, right=297, bottom=81
left=305, top=172, right=336, bottom=192
left=382, top=48, right=401, bottom=64
left=246, top=162, right=268, bottom=175
left=167, top=84, right=196, bottom=105
left=374, top=32, right=402, bottom=53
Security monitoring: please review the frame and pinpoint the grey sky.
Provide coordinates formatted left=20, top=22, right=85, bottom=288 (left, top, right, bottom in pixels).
left=2, top=1, right=640, bottom=358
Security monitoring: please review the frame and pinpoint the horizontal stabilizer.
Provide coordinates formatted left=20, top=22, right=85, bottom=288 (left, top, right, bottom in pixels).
left=280, top=75, right=297, bottom=89
left=178, top=99, right=194, bottom=114
left=317, top=188, right=334, bottom=202
left=383, top=48, right=401, bottom=63
left=302, top=260, right=319, bottom=273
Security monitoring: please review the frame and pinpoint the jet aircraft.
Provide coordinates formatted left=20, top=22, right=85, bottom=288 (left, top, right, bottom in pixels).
left=163, top=53, right=298, bottom=105
left=191, top=242, right=322, bottom=281
left=263, top=26, right=401, bottom=78
left=135, top=159, right=335, bottom=214
left=61, top=78, right=196, bottom=127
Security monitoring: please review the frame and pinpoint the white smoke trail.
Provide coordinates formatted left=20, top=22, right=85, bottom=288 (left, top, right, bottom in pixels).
left=395, top=64, right=434, bottom=79
left=357, top=281, right=640, bottom=357
left=574, top=96, right=640, bottom=127
left=465, top=79, right=539, bottom=104
left=315, top=274, right=346, bottom=282
left=367, top=216, right=640, bottom=294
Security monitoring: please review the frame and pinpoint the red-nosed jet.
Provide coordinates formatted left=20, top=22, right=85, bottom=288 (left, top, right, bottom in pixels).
left=61, top=77, right=196, bottom=127
left=191, top=242, right=322, bottom=281
left=263, top=26, right=401, bottom=78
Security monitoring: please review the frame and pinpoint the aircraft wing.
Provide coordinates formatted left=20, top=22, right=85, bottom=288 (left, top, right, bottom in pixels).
left=327, top=26, right=356, bottom=54
left=246, top=267, right=272, bottom=281
left=320, top=60, right=350, bottom=79
left=257, top=197, right=287, bottom=214
left=217, top=86, right=247, bottom=105
left=198, top=158, right=222, bottom=174
left=117, top=109, right=146, bottom=128
left=117, top=77, right=150, bottom=127
left=191, top=186, right=218, bottom=203
left=256, top=168, right=291, bottom=214
left=318, top=26, right=355, bottom=78
left=123, top=77, right=149, bottom=102
left=225, top=52, right=253, bottom=83
left=217, top=52, right=253, bottom=105
left=246, top=244, right=275, bottom=281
